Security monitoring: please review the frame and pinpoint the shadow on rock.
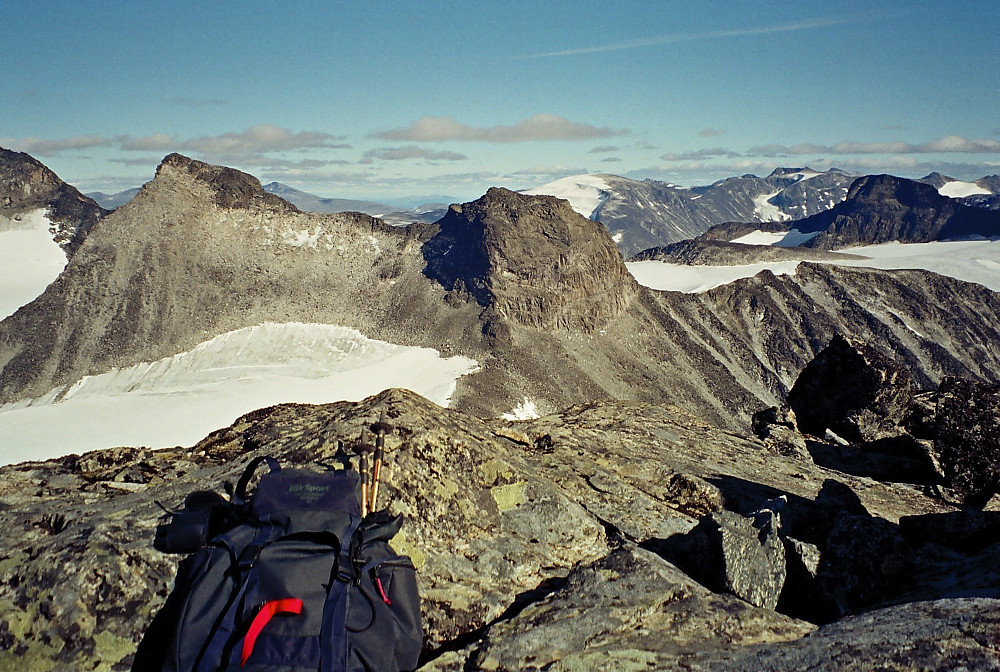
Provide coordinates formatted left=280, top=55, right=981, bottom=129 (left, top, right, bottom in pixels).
left=642, top=477, right=1000, bottom=627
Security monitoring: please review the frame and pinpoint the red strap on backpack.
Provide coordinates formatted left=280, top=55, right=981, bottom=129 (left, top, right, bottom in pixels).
left=241, top=598, right=304, bottom=666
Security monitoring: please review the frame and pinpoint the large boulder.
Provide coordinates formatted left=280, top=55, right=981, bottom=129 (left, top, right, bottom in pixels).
left=816, top=514, right=915, bottom=618
left=787, top=334, right=914, bottom=443
left=931, top=376, right=1000, bottom=506
left=680, top=510, right=786, bottom=610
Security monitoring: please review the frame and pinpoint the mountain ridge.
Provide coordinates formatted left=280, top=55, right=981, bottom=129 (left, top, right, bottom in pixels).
left=3, top=153, right=999, bottom=432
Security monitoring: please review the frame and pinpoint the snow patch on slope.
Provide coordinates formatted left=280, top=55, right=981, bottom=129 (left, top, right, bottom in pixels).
left=523, top=175, right=611, bottom=218
left=731, top=229, right=820, bottom=247
left=938, top=181, right=991, bottom=198
left=502, top=398, right=540, bottom=421
left=0, top=323, right=479, bottom=466
left=0, top=209, right=68, bottom=320
left=752, top=192, right=791, bottom=222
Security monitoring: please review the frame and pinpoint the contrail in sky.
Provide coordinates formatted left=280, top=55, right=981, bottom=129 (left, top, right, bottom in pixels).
left=517, top=13, right=892, bottom=59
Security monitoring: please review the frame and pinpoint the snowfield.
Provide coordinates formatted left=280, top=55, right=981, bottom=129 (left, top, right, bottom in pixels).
left=0, top=323, right=479, bottom=466
left=0, top=209, right=68, bottom=319
left=937, top=181, right=991, bottom=198
left=627, top=238, right=1000, bottom=293
left=731, top=229, right=820, bottom=247
left=628, top=260, right=801, bottom=293
left=523, top=174, right=611, bottom=218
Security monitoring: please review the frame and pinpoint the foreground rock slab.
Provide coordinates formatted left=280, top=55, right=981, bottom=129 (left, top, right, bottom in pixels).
left=0, top=389, right=995, bottom=671
left=422, top=545, right=812, bottom=672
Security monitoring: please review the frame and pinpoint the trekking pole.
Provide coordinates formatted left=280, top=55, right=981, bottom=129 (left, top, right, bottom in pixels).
left=358, top=429, right=371, bottom=517
left=369, top=410, right=391, bottom=512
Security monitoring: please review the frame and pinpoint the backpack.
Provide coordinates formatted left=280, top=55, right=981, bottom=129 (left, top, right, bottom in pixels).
left=139, top=454, right=422, bottom=672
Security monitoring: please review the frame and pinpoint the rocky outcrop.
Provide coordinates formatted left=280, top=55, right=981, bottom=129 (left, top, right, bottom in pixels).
left=424, top=545, right=811, bottom=672
left=676, top=510, right=787, bottom=610
left=787, top=334, right=914, bottom=442
left=925, top=377, right=1000, bottom=506
left=775, top=338, right=1000, bottom=508
left=423, top=187, right=637, bottom=334
left=2, top=389, right=997, bottom=670
left=0, top=146, right=106, bottom=255
left=155, top=153, right=296, bottom=211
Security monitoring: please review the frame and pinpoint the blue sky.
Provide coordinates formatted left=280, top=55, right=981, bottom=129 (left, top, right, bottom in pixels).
left=3, top=1, right=997, bottom=202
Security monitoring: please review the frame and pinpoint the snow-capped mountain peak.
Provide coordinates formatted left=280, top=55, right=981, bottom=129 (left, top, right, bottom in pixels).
left=521, top=174, right=613, bottom=218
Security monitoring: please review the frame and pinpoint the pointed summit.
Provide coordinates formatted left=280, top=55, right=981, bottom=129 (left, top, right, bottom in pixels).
left=141, top=153, right=296, bottom=212
left=423, top=187, right=637, bottom=333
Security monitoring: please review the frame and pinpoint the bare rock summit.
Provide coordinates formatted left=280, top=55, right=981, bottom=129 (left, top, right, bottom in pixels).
left=423, top=187, right=637, bottom=334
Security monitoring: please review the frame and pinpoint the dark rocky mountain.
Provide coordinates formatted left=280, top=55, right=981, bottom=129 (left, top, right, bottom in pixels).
left=0, top=147, right=106, bottom=255
left=3, top=154, right=1000, bottom=435
left=797, top=174, right=1000, bottom=249
left=696, top=174, right=1000, bottom=250
left=86, top=187, right=142, bottom=210
left=263, top=181, right=448, bottom=226
left=962, top=193, right=1000, bottom=210
left=529, top=168, right=857, bottom=257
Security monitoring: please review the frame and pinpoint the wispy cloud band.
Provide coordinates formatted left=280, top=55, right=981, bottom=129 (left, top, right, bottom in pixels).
left=372, top=115, right=627, bottom=143
left=518, top=15, right=865, bottom=59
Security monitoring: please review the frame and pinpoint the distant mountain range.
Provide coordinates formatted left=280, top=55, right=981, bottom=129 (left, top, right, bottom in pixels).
left=3, top=151, right=999, bottom=431
left=86, top=187, right=141, bottom=210
left=694, top=174, right=1000, bottom=251
left=527, top=168, right=1000, bottom=257
left=261, top=182, right=449, bottom=226
left=88, top=181, right=450, bottom=226
left=84, top=168, right=1000, bottom=258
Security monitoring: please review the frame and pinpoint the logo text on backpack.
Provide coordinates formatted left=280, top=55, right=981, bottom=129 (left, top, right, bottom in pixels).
left=289, top=484, right=330, bottom=502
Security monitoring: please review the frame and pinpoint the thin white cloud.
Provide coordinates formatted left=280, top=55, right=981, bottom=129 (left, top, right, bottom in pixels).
left=360, top=146, right=468, bottom=163
left=510, top=165, right=591, bottom=177
left=748, top=136, right=1000, bottom=156
left=372, top=115, right=627, bottom=143
left=518, top=15, right=867, bottom=59
left=1, top=135, right=111, bottom=156
left=119, top=133, right=175, bottom=152
left=119, top=125, right=350, bottom=158
left=661, top=147, right=742, bottom=161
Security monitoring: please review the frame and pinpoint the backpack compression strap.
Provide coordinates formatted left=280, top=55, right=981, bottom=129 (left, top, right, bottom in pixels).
left=240, top=598, right=304, bottom=667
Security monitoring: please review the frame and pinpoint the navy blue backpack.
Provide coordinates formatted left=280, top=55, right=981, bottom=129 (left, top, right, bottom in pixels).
left=137, top=456, right=422, bottom=672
